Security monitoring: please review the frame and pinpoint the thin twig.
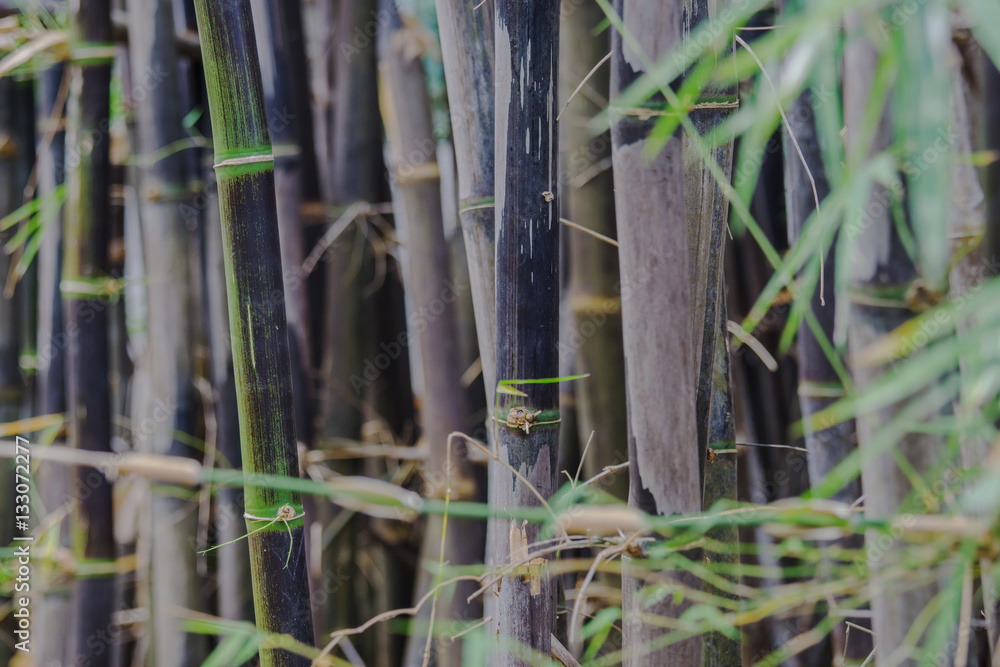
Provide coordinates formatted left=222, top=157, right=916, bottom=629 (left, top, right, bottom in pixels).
left=727, top=320, right=778, bottom=371
left=557, top=51, right=612, bottom=121
left=314, top=575, right=483, bottom=662
left=559, top=217, right=619, bottom=247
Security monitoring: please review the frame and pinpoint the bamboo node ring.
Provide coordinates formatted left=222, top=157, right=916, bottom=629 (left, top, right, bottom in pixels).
left=213, top=153, right=275, bottom=169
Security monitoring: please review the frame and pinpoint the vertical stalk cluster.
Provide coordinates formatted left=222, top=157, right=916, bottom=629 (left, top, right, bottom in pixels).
left=64, top=1, right=114, bottom=664
left=376, top=2, right=482, bottom=664
left=191, top=1, right=314, bottom=664
left=492, top=2, right=561, bottom=662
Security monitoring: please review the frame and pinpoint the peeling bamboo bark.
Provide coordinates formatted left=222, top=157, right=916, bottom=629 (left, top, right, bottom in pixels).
left=492, top=1, right=561, bottom=663
left=608, top=1, right=701, bottom=665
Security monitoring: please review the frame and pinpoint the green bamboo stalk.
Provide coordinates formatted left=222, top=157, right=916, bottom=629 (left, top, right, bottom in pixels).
left=376, top=3, right=483, bottom=664
left=492, top=2, right=561, bottom=663
left=191, top=1, right=315, bottom=664
left=63, top=1, right=115, bottom=663
left=126, top=1, right=207, bottom=663
left=560, top=0, right=628, bottom=502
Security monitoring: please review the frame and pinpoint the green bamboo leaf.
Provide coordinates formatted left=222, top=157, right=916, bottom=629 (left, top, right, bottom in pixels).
left=0, top=184, right=65, bottom=232
left=894, top=0, right=952, bottom=292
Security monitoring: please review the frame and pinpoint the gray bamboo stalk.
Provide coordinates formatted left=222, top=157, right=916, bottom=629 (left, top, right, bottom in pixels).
left=126, top=0, right=205, bottom=663
left=434, top=0, right=497, bottom=407
left=560, top=0, right=628, bottom=501
left=434, top=0, right=499, bottom=633
left=844, top=10, right=949, bottom=665
left=375, top=3, right=484, bottom=665
left=33, top=62, right=74, bottom=667
left=492, top=2, right=561, bottom=663
left=608, top=1, right=701, bottom=664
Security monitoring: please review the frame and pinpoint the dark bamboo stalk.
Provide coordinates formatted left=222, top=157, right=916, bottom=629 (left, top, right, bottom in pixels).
left=376, top=3, right=483, bottom=664
left=560, top=0, right=628, bottom=501
left=608, top=1, right=701, bottom=664
left=126, top=1, right=207, bottom=663
left=701, top=294, right=740, bottom=667
left=310, top=0, right=382, bottom=645
left=204, top=153, right=254, bottom=625
left=492, top=2, right=560, bottom=663
left=191, top=1, right=315, bottom=663
left=63, top=1, right=115, bottom=663
left=254, top=0, right=315, bottom=449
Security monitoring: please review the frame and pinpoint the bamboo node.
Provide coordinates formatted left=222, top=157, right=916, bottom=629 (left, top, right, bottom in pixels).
left=494, top=407, right=561, bottom=434
left=213, top=153, right=275, bottom=170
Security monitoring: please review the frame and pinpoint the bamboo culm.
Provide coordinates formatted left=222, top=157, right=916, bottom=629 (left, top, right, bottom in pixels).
left=64, top=1, right=115, bottom=664
left=492, top=2, right=561, bottom=663
left=608, top=1, right=701, bottom=664
left=191, top=1, right=315, bottom=663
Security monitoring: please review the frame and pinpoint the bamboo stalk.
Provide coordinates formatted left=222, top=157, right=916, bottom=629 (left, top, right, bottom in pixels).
left=560, top=0, right=628, bottom=502
left=376, top=3, right=484, bottom=664
left=844, top=8, right=949, bottom=664
left=63, top=1, right=115, bottom=663
left=701, top=297, right=740, bottom=666
left=606, top=1, right=701, bottom=665
left=780, top=4, right=864, bottom=659
left=433, top=0, right=499, bottom=634
left=434, top=0, right=497, bottom=409
left=254, top=0, right=315, bottom=450
left=126, top=1, right=207, bottom=663
left=492, top=2, right=561, bottom=663
left=312, top=0, right=382, bottom=647
left=204, top=152, right=255, bottom=625
left=191, top=1, right=315, bottom=664
left=32, top=60, right=74, bottom=667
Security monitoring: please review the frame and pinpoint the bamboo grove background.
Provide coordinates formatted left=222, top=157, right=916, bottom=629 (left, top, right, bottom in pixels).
left=0, top=0, right=998, bottom=665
